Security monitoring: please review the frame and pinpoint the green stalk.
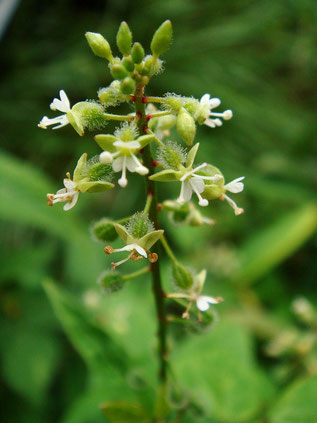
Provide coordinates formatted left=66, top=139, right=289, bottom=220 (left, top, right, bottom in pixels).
left=134, top=85, right=168, bottom=383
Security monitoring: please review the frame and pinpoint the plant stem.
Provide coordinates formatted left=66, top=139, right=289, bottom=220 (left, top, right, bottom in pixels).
left=134, top=85, right=168, bottom=383
left=150, top=111, right=172, bottom=118
left=144, top=96, right=167, bottom=103
left=160, top=235, right=178, bottom=264
left=144, top=193, right=153, bottom=214
left=103, top=112, right=134, bottom=121
left=122, top=266, right=150, bottom=281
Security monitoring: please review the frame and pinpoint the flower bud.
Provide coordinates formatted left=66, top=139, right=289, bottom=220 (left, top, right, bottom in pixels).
left=85, top=32, right=113, bottom=61
left=116, top=21, right=132, bottom=56
left=122, top=56, right=135, bottom=72
left=176, top=108, right=196, bottom=146
left=98, top=80, right=127, bottom=107
left=131, top=42, right=145, bottom=64
left=85, top=158, right=113, bottom=183
left=110, top=63, right=128, bottom=80
left=172, top=262, right=193, bottom=290
left=121, top=77, right=136, bottom=95
left=98, top=270, right=124, bottom=293
left=157, top=141, right=186, bottom=170
left=151, top=20, right=173, bottom=57
left=127, top=212, right=154, bottom=239
left=91, top=218, right=118, bottom=242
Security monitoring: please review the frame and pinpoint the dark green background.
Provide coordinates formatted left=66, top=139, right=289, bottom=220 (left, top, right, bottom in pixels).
left=1, top=1, right=317, bottom=422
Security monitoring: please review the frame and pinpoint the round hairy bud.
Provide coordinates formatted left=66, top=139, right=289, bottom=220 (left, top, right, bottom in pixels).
left=116, top=21, right=132, bottom=56
left=176, top=108, right=196, bottom=146
left=157, top=141, right=186, bottom=170
left=172, top=262, right=194, bottom=290
left=91, top=218, right=118, bottom=243
left=121, top=77, right=136, bottom=95
left=98, top=271, right=124, bottom=293
left=98, top=80, right=127, bottom=107
left=126, top=212, right=154, bottom=239
left=151, top=20, right=173, bottom=57
left=131, top=42, right=145, bottom=64
left=85, top=32, right=113, bottom=61
left=122, top=56, right=135, bottom=72
left=110, top=63, right=128, bottom=80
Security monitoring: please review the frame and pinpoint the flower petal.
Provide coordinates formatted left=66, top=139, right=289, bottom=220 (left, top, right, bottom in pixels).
left=112, top=156, right=124, bottom=172
left=190, top=176, right=205, bottom=194
left=63, top=191, right=79, bottom=211
left=200, top=94, right=210, bottom=105
left=59, top=90, right=70, bottom=110
left=182, top=180, right=193, bottom=202
left=196, top=295, right=222, bottom=311
left=126, top=156, right=138, bottom=172
left=224, top=177, right=245, bottom=193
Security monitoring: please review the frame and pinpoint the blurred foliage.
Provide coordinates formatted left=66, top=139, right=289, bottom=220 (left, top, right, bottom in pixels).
left=0, top=0, right=317, bottom=422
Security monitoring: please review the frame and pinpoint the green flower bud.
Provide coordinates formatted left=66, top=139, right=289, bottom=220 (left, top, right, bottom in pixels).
left=86, top=161, right=113, bottom=183
left=98, top=80, right=127, bottom=107
left=122, top=56, right=135, bottom=72
left=172, top=262, right=194, bottom=290
left=151, top=20, right=173, bottom=57
left=121, top=77, right=136, bottom=95
left=116, top=21, right=132, bottom=56
left=91, top=218, right=118, bottom=243
left=110, top=63, right=128, bottom=80
left=176, top=108, right=196, bottom=146
left=126, top=212, right=154, bottom=239
left=85, top=32, right=113, bottom=61
left=157, top=141, right=186, bottom=170
left=131, top=42, right=145, bottom=64
left=98, top=270, right=124, bottom=293
left=165, top=96, right=183, bottom=112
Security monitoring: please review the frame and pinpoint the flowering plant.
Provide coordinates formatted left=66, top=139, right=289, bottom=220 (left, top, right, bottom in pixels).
left=39, top=20, right=244, bottom=421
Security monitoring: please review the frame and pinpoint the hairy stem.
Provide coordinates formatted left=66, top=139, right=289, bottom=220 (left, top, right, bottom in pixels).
left=134, top=85, right=168, bottom=382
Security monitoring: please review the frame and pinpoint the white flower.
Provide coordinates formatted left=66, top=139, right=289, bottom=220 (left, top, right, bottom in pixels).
left=100, top=140, right=148, bottom=187
left=47, top=173, right=79, bottom=211
left=177, top=162, right=223, bottom=207
left=200, top=93, right=233, bottom=128
left=38, top=90, right=71, bottom=130
left=222, top=176, right=245, bottom=215
left=105, top=243, right=151, bottom=270
left=168, top=269, right=223, bottom=319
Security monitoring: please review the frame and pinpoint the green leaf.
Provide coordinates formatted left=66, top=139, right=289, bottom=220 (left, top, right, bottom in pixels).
left=236, top=203, right=317, bottom=285
left=94, top=134, right=117, bottom=152
left=2, top=327, right=60, bottom=405
left=0, top=150, right=104, bottom=285
left=43, top=280, right=128, bottom=371
left=186, top=142, right=200, bottom=168
left=174, top=322, right=274, bottom=422
left=100, top=402, right=148, bottom=423
left=149, top=169, right=181, bottom=182
left=269, top=376, right=317, bottom=423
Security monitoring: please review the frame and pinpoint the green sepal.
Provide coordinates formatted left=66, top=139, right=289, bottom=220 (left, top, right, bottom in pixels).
left=139, top=229, right=164, bottom=250
left=113, top=223, right=132, bottom=244
left=200, top=164, right=225, bottom=200
left=66, top=110, right=84, bottom=136
left=94, top=134, right=117, bottom=152
left=193, top=269, right=207, bottom=294
left=116, top=22, right=132, bottom=56
left=149, top=169, right=181, bottom=182
left=151, top=20, right=173, bottom=57
left=186, top=142, right=200, bottom=168
left=172, top=262, right=194, bottom=290
left=137, top=134, right=155, bottom=148
left=73, top=153, right=87, bottom=182
left=77, top=180, right=114, bottom=193
left=111, top=64, right=128, bottom=80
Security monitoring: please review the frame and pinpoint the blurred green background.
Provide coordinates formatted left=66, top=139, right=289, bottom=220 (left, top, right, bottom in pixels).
left=1, top=0, right=317, bottom=422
